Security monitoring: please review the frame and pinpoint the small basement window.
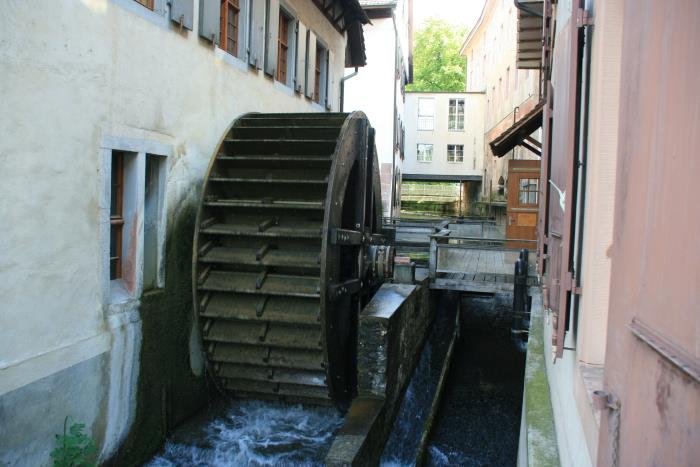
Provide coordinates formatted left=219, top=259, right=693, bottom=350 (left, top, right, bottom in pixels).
left=105, top=146, right=167, bottom=301
left=110, top=152, right=126, bottom=280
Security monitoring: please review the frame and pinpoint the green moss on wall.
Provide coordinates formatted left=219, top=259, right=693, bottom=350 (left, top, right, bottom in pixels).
left=106, top=199, right=210, bottom=466
left=522, top=289, right=560, bottom=466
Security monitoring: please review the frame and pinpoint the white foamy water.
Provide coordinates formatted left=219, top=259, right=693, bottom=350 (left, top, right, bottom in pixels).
left=147, top=400, right=343, bottom=467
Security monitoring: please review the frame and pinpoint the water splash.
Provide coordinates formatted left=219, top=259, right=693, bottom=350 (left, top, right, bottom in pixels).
left=147, top=400, right=343, bottom=467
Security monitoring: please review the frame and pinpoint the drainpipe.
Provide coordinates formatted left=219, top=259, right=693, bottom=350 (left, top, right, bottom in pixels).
left=390, top=11, right=399, bottom=221
left=339, top=67, right=359, bottom=112
left=514, top=0, right=543, bottom=18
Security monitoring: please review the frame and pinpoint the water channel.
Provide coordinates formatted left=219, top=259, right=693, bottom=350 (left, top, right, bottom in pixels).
left=147, top=292, right=526, bottom=466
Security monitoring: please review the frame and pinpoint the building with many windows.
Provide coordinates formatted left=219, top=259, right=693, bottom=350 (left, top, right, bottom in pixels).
left=344, top=0, right=413, bottom=219
left=460, top=0, right=541, bottom=203
left=403, top=91, right=485, bottom=214
left=0, top=0, right=368, bottom=464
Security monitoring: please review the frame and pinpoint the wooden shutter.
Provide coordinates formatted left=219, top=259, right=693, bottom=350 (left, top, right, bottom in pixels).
left=170, top=0, right=194, bottom=30
left=295, top=22, right=307, bottom=94
left=545, top=0, right=584, bottom=359
left=199, top=0, right=220, bottom=43
left=326, top=49, right=334, bottom=110
left=305, top=30, right=317, bottom=99
left=264, top=0, right=280, bottom=76
left=249, top=0, right=265, bottom=69
left=538, top=81, right=553, bottom=274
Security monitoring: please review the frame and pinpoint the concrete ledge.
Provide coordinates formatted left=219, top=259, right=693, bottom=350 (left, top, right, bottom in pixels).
left=517, top=287, right=560, bottom=467
left=326, top=281, right=432, bottom=465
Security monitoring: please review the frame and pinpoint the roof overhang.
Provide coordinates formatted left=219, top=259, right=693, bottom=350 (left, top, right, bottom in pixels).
left=515, top=1, right=544, bottom=69
left=402, top=174, right=483, bottom=182
left=313, top=0, right=370, bottom=67
left=489, top=102, right=543, bottom=157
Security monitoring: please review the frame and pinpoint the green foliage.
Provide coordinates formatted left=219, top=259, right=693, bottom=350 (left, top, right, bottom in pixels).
left=407, top=19, right=467, bottom=92
left=50, top=417, right=97, bottom=467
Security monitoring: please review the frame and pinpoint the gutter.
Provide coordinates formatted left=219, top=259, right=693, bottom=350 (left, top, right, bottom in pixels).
left=390, top=11, right=399, bottom=220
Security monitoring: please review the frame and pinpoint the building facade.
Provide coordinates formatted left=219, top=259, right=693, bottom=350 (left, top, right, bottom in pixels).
left=344, top=0, right=412, bottom=219
left=460, top=0, right=541, bottom=202
left=514, top=0, right=700, bottom=466
left=402, top=91, right=485, bottom=214
left=0, top=0, right=367, bottom=464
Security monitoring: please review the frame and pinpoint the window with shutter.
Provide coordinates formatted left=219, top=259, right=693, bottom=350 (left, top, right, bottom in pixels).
left=248, top=0, right=265, bottom=68
left=544, top=0, right=584, bottom=360
left=134, top=0, right=154, bottom=10
left=314, top=44, right=323, bottom=103
left=220, top=0, right=240, bottom=56
left=276, top=10, right=291, bottom=84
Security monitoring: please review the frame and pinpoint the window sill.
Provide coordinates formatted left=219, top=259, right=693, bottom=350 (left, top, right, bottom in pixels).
left=214, top=47, right=250, bottom=73
left=447, top=161, right=464, bottom=164
left=111, top=0, right=169, bottom=29
left=417, top=160, right=432, bottom=163
left=109, top=279, right=135, bottom=306
left=448, top=129, right=465, bottom=132
left=273, top=80, right=295, bottom=97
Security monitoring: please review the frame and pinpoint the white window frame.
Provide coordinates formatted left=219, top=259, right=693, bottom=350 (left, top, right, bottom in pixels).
left=447, top=144, right=464, bottom=163
left=100, top=136, right=170, bottom=305
left=448, top=98, right=465, bottom=131
left=416, top=143, right=433, bottom=162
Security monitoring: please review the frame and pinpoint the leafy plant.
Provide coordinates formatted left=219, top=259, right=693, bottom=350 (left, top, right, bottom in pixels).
left=407, top=19, right=467, bottom=92
left=50, top=417, right=97, bottom=467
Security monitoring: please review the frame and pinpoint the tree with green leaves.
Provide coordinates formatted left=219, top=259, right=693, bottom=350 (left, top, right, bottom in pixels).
left=408, top=19, right=467, bottom=92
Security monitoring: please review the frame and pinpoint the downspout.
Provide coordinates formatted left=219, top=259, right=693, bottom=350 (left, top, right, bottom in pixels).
left=390, top=11, right=399, bottom=221
left=514, top=0, right=543, bottom=17
left=339, top=67, right=359, bottom=112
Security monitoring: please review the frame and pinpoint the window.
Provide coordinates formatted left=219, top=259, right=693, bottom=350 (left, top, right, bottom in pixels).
left=314, top=42, right=328, bottom=104
left=519, top=178, right=539, bottom=205
left=134, top=0, right=154, bottom=10
left=110, top=152, right=126, bottom=280
left=417, top=98, right=435, bottom=131
left=417, top=144, right=433, bottom=162
left=220, top=0, right=240, bottom=56
left=447, top=144, right=464, bottom=163
left=448, top=98, right=465, bottom=131
left=277, top=10, right=291, bottom=83
left=104, top=145, right=167, bottom=300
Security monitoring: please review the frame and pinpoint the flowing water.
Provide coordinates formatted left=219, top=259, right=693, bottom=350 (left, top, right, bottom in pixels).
left=147, top=399, right=343, bottom=466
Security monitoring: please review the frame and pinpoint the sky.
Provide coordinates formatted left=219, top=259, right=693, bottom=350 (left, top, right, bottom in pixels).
left=412, top=0, right=487, bottom=31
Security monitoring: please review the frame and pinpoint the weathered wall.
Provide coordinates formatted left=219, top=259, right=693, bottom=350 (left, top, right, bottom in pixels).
left=599, top=0, right=700, bottom=465
left=0, top=0, right=350, bottom=463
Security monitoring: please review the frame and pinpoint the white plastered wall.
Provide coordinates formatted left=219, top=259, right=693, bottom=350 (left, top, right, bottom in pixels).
left=0, top=0, right=349, bottom=459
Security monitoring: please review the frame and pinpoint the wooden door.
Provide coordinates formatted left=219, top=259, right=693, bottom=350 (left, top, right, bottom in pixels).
left=506, top=159, right=540, bottom=249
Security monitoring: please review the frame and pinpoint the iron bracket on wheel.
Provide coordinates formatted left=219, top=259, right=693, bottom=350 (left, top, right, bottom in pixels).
left=330, top=228, right=364, bottom=245
left=328, top=278, right=362, bottom=300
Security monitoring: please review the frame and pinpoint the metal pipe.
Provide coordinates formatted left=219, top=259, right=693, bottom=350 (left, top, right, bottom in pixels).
left=390, top=11, right=399, bottom=221
left=514, top=0, right=543, bottom=18
left=339, top=67, right=359, bottom=112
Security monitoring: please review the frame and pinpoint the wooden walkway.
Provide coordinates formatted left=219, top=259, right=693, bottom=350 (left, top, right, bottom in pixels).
left=431, top=248, right=536, bottom=293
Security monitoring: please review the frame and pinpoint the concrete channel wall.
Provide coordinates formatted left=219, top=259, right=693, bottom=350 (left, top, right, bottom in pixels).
left=326, top=281, right=432, bottom=465
left=517, top=287, right=560, bottom=467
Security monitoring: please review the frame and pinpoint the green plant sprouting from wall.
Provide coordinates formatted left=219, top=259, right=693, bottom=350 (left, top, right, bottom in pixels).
left=50, top=417, right=97, bottom=467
